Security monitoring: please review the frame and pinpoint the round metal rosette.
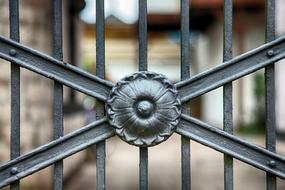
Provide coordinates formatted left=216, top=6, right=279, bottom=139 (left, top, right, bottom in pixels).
left=107, top=71, right=181, bottom=147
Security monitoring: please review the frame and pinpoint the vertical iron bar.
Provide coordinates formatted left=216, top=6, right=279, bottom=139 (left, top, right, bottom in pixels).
left=53, top=0, right=63, bottom=189
left=68, top=2, right=77, bottom=103
left=265, top=0, right=276, bottom=189
left=139, top=147, right=148, bottom=190
left=139, top=1, right=148, bottom=190
left=181, top=0, right=191, bottom=189
left=223, top=0, right=233, bottom=190
left=96, top=0, right=106, bottom=190
left=139, top=0, right=148, bottom=71
left=9, top=0, right=20, bottom=189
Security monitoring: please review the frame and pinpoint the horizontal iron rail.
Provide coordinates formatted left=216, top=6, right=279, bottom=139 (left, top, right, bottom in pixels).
left=176, top=114, right=285, bottom=179
left=176, top=35, right=285, bottom=103
left=0, top=119, right=114, bottom=188
left=0, top=36, right=113, bottom=102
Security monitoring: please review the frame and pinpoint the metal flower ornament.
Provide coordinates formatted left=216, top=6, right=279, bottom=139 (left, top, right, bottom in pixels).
left=107, top=72, right=181, bottom=146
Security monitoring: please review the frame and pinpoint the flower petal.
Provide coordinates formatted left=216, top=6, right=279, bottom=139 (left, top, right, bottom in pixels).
left=148, top=116, right=172, bottom=137
left=110, top=110, right=133, bottom=128
left=109, top=96, right=132, bottom=110
left=120, top=83, right=139, bottom=99
left=155, top=90, right=177, bottom=105
left=131, top=79, right=164, bottom=98
left=136, top=119, right=159, bottom=145
left=155, top=108, right=180, bottom=123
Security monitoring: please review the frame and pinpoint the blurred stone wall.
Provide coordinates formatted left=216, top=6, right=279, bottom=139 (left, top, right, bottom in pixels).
left=0, top=1, right=88, bottom=189
left=0, top=0, right=53, bottom=162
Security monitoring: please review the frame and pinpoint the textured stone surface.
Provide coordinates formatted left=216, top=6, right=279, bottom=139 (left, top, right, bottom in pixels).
left=0, top=0, right=53, bottom=153
left=0, top=1, right=85, bottom=189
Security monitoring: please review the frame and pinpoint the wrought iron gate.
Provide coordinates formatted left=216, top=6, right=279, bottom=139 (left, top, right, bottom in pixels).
left=0, top=0, right=284, bottom=190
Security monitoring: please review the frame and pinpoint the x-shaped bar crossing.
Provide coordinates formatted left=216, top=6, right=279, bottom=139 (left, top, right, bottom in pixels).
left=0, top=34, right=285, bottom=188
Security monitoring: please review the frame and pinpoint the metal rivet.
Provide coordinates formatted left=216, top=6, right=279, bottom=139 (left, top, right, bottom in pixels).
left=267, top=50, right=274, bottom=57
left=9, top=49, right=17, bottom=56
left=268, top=160, right=276, bottom=168
left=10, top=167, right=18, bottom=175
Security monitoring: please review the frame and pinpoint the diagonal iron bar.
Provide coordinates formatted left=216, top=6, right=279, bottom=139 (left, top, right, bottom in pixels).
left=0, top=118, right=114, bottom=188
left=0, top=35, right=113, bottom=102
left=176, top=35, right=285, bottom=103
left=176, top=114, right=285, bottom=179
